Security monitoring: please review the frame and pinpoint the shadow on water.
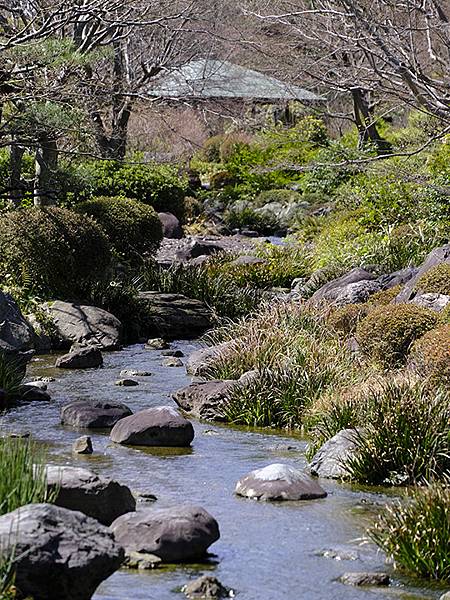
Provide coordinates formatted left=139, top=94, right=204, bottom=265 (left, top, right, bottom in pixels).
left=0, top=341, right=447, bottom=600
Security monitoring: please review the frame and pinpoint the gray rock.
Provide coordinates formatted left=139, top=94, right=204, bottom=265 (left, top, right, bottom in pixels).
left=396, top=243, right=450, bottom=303
left=235, top=464, right=327, bottom=501
left=0, top=290, right=35, bottom=351
left=46, top=465, right=136, bottom=525
left=310, top=429, right=360, bottom=479
left=334, top=280, right=382, bottom=306
left=173, top=380, right=234, bottom=422
left=24, top=380, right=47, bottom=391
left=339, top=572, right=390, bottom=586
left=110, top=505, right=220, bottom=562
left=186, top=343, right=229, bottom=377
left=45, top=301, right=122, bottom=350
left=0, top=503, right=124, bottom=600
left=123, top=551, right=162, bottom=569
left=17, top=383, right=51, bottom=401
left=410, top=292, right=450, bottom=312
left=159, top=212, right=182, bottom=239
left=120, top=369, right=152, bottom=377
left=163, top=357, right=183, bottom=367
left=110, top=406, right=195, bottom=447
left=162, top=349, right=184, bottom=357
left=115, top=378, right=139, bottom=387
left=72, top=436, right=93, bottom=455
left=183, top=575, right=231, bottom=599
left=55, top=346, right=103, bottom=369
left=146, top=337, right=170, bottom=350
left=138, top=292, right=212, bottom=340
left=310, top=268, right=376, bottom=304
left=377, top=266, right=418, bottom=289
left=61, top=400, right=132, bottom=429
left=439, top=592, right=450, bottom=600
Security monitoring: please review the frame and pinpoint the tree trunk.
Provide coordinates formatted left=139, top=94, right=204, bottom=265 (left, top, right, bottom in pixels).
left=351, top=88, right=391, bottom=154
left=34, top=135, right=58, bottom=206
left=9, top=140, right=25, bottom=206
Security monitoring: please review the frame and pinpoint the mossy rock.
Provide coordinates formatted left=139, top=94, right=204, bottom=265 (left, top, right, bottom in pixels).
left=366, top=285, right=403, bottom=307
left=327, top=304, right=370, bottom=335
left=409, top=324, right=450, bottom=385
left=415, top=263, right=450, bottom=295
left=356, top=304, right=438, bottom=367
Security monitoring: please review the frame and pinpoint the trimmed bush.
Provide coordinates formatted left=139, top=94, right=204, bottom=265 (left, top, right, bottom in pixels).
left=356, top=303, right=438, bottom=367
left=76, top=196, right=162, bottom=263
left=345, top=380, right=450, bottom=485
left=327, top=304, right=370, bottom=335
left=409, top=325, right=450, bottom=385
left=369, top=483, right=450, bottom=581
left=87, top=160, right=188, bottom=221
left=0, top=207, right=111, bottom=298
left=415, top=263, right=450, bottom=295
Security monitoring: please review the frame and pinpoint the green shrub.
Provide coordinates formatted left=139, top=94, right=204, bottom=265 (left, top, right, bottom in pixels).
left=223, top=205, right=281, bottom=234
left=0, top=437, right=56, bottom=515
left=356, top=304, right=438, bottom=367
left=366, top=284, right=402, bottom=306
left=76, top=196, right=162, bottom=263
left=415, top=264, right=450, bottom=295
left=86, top=160, right=188, bottom=221
left=440, top=303, right=450, bottom=324
left=409, top=324, right=450, bottom=385
left=0, top=207, right=111, bottom=298
left=327, top=304, right=369, bottom=335
left=254, top=188, right=302, bottom=207
left=369, top=482, right=450, bottom=581
left=345, top=380, right=450, bottom=485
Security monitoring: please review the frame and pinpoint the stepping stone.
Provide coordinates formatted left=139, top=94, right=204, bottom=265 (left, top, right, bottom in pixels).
left=61, top=400, right=132, bottom=429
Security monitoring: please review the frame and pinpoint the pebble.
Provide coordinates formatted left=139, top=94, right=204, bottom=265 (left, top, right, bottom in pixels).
left=120, top=370, right=152, bottom=378
left=339, top=572, right=390, bottom=586
left=162, top=357, right=183, bottom=367
left=161, top=349, right=184, bottom=357
left=145, top=338, right=170, bottom=350
left=72, top=435, right=93, bottom=455
left=182, top=575, right=232, bottom=599
left=115, top=379, right=139, bottom=387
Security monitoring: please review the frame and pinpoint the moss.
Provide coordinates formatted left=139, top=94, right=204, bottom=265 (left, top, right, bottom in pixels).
left=76, top=196, right=162, bottom=264
left=415, top=263, right=450, bottom=295
left=366, top=284, right=403, bottom=306
left=439, top=303, right=450, bottom=324
left=327, top=304, right=370, bottom=335
left=356, top=303, right=438, bottom=367
left=409, top=324, right=450, bottom=385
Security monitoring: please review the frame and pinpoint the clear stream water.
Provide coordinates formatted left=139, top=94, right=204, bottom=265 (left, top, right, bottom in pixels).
left=1, top=341, right=447, bottom=600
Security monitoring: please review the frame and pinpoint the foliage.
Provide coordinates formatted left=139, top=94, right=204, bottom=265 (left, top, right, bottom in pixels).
left=223, top=205, right=281, bottom=234
left=0, top=354, right=24, bottom=405
left=84, top=159, right=188, bottom=221
left=327, top=304, right=369, bottom=335
left=254, top=188, right=303, bottom=207
left=369, top=482, right=450, bottom=581
left=75, top=196, right=162, bottom=263
left=409, top=325, right=450, bottom=385
left=0, top=548, right=16, bottom=600
left=0, top=437, right=56, bottom=516
left=0, top=207, right=111, bottom=298
left=355, top=303, right=438, bottom=367
left=345, top=381, right=450, bottom=485
left=141, top=260, right=262, bottom=321
left=366, top=284, right=403, bottom=306
left=415, top=264, right=450, bottom=295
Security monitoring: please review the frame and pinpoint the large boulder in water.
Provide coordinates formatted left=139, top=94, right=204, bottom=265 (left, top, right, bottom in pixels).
left=110, top=505, right=220, bottom=562
left=309, top=429, right=360, bottom=479
left=0, top=503, right=124, bottom=600
left=45, top=465, right=136, bottom=525
left=45, top=301, right=122, bottom=350
left=0, top=290, right=35, bottom=351
left=55, top=346, right=103, bottom=369
left=61, top=400, right=132, bottom=429
left=110, top=406, right=195, bottom=447
left=235, top=463, right=327, bottom=501
left=138, top=292, right=212, bottom=339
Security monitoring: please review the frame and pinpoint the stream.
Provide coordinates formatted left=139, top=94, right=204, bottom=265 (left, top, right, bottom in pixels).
left=1, top=341, right=446, bottom=600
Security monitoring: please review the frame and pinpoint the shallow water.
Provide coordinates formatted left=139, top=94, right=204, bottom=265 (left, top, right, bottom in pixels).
left=1, top=342, right=446, bottom=600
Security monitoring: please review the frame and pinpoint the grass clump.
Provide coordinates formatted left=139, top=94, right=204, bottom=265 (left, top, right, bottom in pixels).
left=0, top=355, right=24, bottom=406
left=415, top=263, right=450, bottom=295
left=0, top=436, right=55, bottom=516
left=356, top=303, right=438, bottom=367
left=409, top=324, right=450, bottom=385
left=369, top=482, right=450, bottom=581
left=345, top=380, right=450, bottom=485
left=76, top=196, right=163, bottom=264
